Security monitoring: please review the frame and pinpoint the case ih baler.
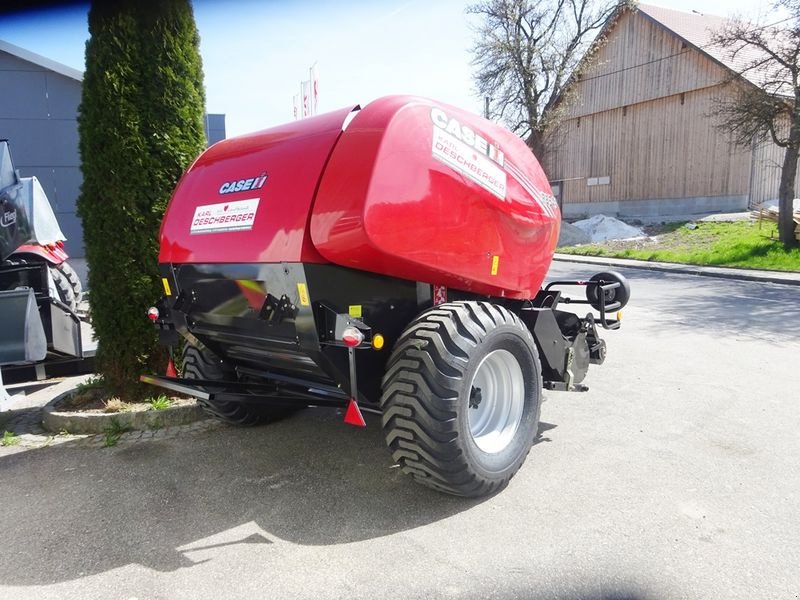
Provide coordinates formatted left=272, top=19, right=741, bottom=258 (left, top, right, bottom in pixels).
left=143, top=96, right=629, bottom=497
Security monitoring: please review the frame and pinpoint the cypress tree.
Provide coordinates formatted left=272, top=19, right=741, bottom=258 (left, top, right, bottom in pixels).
left=78, top=0, right=206, bottom=397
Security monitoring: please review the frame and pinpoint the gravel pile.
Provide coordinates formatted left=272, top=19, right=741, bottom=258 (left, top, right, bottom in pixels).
left=570, top=215, right=646, bottom=243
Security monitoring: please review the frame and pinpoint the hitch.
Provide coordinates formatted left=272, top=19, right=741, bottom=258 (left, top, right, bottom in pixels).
left=544, top=270, right=630, bottom=330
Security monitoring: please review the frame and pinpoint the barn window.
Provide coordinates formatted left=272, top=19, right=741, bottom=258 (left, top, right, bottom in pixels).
left=680, top=93, right=685, bottom=105
left=577, top=118, right=581, bottom=128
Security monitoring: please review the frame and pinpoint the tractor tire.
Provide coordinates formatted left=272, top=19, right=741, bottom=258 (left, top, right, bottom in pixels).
left=49, top=265, right=76, bottom=311
left=55, top=261, right=83, bottom=305
left=182, top=345, right=296, bottom=427
left=380, top=301, right=542, bottom=497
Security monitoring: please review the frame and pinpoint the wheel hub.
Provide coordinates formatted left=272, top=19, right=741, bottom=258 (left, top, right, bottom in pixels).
left=467, top=349, right=525, bottom=454
left=469, top=386, right=483, bottom=409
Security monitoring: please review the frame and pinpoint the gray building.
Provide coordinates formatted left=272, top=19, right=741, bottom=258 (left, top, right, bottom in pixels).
left=0, top=39, right=225, bottom=258
left=205, top=113, right=226, bottom=146
left=0, top=40, right=84, bottom=255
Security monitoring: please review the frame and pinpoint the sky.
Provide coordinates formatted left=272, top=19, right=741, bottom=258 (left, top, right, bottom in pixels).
left=0, top=0, right=786, bottom=137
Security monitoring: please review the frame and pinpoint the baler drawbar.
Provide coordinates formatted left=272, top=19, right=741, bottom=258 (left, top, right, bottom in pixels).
left=142, top=96, right=630, bottom=497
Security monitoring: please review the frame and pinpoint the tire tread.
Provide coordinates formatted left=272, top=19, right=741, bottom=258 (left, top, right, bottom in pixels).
left=380, top=301, right=539, bottom=497
left=182, top=346, right=293, bottom=426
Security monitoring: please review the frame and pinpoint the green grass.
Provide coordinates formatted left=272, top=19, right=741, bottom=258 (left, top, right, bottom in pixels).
left=103, top=418, right=131, bottom=447
left=1, top=431, right=20, bottom=447
left=560, top=221, right=800, bottom=271
left=74, top=376, right=105, bottom=395
left=147, top=395, right=173, bottom=411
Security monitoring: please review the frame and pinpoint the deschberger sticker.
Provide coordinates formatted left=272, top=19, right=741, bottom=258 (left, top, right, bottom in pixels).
left=190, top=198, right=259, bottom=234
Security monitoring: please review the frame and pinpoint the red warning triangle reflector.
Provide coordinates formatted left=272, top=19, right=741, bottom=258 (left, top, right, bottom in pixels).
left=343, top=398, right=366, bottom=427
left=166, top=358, right=178, bottom=378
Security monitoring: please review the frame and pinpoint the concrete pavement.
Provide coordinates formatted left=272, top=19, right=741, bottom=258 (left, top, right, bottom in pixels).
left=0, top=263, right=798, bottom=599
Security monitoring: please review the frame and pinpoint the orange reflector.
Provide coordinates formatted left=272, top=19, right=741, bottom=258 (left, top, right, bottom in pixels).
left=343, top=398, right=366, bottom=427
left=166, top=358, right=178, bottom=378
left=617, top=311, right=623, bottom=321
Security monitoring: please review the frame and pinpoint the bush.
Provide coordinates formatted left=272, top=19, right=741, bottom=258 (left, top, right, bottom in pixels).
left=78, top=0, right=206, bottom=397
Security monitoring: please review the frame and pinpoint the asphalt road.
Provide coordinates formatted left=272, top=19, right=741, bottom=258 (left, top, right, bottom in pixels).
left=1, top=263, right=798, bottom=600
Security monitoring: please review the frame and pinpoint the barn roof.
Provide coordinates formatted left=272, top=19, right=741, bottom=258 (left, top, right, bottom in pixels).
left=637, top=4, right=790, bottom=97
left=0, top=39, right=83, bottom=82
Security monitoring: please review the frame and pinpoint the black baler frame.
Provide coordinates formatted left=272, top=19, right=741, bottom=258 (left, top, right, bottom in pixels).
left=142, top=262, right=624, bottom=410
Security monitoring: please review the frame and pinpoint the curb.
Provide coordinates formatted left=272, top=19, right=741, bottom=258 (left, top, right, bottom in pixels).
left=553, top=254, right=800, bottom=287
left=42, top=390, right=207, bottom=435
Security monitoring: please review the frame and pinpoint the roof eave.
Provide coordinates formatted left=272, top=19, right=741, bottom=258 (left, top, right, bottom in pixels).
left=0, top=39, right=83, bottom=82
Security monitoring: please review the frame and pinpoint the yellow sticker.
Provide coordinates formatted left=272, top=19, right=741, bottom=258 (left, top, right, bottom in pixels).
left=161, top=278, right=172, bottom=296
left=348, top=305, right=362, bottom=318
left=491, top=255, right=500, bottom=276
left=297, top=283, right=310, bottom=306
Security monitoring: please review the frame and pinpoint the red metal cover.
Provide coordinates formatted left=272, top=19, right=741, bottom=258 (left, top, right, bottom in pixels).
left=158, top=105, right=357, bottom=264
left=310, top=96, right=560, bottom=298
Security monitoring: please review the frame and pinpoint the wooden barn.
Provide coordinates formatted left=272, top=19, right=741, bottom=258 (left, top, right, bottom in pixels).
left=545, top=3, right=792, bottom=220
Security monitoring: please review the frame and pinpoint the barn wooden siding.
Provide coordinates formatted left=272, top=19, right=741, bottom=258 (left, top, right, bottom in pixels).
left=545, top=8, right=800, bottom=210
left=748, top=118, right=800, bottom=207
left=564, top=9, right=728, bottom=119
left=548, top=87, right=750, bottom=205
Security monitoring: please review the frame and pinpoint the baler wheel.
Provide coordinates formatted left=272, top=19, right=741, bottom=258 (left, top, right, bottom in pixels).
left=380, top=301, right=542, bottom=497
left=182, top=346, right=296, bottom=426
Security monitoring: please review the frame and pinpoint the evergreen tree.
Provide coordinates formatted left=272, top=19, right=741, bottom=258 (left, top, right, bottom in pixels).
left=78, top=0, right=206, bottom=396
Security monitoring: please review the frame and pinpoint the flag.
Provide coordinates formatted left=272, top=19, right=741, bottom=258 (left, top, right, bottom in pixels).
left=292, top=94, right=298, bottom=119
left=311, top=63, right=319, bottom=115
left=301, top=80, right=310, bottom=118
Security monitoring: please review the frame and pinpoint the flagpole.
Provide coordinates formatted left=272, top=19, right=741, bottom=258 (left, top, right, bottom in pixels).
left=309, top=64, right=314, bottom=116
left=310, top=62, right=318, bottom=116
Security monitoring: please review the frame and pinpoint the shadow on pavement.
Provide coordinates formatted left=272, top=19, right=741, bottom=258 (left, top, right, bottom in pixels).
left=628, top=270, right=800, bottom=342
left=0, top=408, right=553, bottom=586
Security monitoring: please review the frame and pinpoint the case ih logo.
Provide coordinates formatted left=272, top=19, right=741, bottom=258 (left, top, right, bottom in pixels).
left=430, top=107, right=507, bottom=200
left=219, top=173, right=267, bottom=195
left=430, top=107, right=504, bottom=167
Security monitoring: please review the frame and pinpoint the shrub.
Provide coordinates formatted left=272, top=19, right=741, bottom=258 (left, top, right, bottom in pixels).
left=78, top=0, right=206, bottom=398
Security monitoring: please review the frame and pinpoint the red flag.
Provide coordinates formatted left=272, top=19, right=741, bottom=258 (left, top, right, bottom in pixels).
left=301, top=80, right=310, bottom=118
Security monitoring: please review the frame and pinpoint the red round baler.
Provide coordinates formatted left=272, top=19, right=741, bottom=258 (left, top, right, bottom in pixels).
left=145, top=96, right=629, bottom=497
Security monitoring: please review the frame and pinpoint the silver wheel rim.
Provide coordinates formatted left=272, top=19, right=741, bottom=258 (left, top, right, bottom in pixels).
left=467, top=349, right=525, bottom=454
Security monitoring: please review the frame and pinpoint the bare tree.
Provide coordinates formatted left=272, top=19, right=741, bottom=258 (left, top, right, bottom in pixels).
left=712, top=0, right=800, bottom=248
left=469, top=0, right=625, bottom=159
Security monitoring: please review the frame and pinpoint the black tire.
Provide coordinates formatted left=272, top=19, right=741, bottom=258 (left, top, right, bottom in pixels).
left=55, top=261, right=83, bottom=305
left=182, top=345, right=296, bottom=426
left=49, top=265, right=76, bottom=311
left=586, top=270, right=630, bottom=312
left=380, top=301, right=542, bottom=497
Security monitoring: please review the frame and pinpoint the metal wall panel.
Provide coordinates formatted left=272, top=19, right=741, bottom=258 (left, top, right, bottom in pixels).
left=2, top=118, right=79, bottom=167
left=0, top=71, right=49, bottom=118
left=45, top=73, right=81, bottom=119
left=0, top=51, right=46, bottom=72
left=2, top=48, right=227, bottom=258
left=0, top=52, right=83, bottom=256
